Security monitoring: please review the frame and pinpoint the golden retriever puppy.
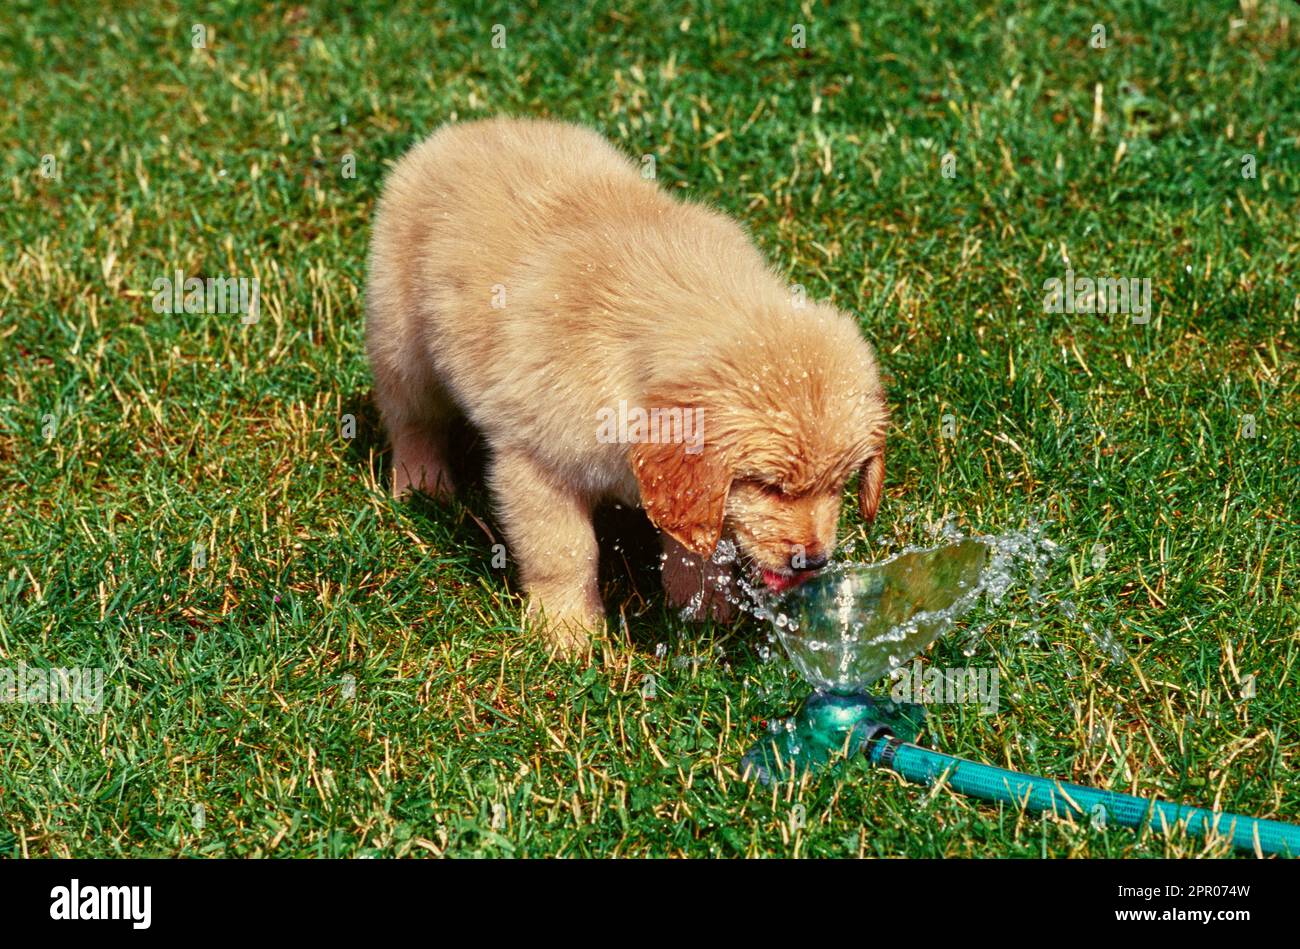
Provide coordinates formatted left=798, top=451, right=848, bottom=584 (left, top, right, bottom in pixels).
left=366, top=117, right=887, bottom=656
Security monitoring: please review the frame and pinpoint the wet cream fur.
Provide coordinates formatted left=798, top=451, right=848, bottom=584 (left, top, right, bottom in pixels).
left=366, top=117, right=887, bottom=657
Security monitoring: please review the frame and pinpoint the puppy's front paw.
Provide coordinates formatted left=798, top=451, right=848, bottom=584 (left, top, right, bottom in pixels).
left=662, top=548, right=738, bottom=624
left=524, top=594, right=604, bottom=660
left=681, top=575, right=740, bottom=624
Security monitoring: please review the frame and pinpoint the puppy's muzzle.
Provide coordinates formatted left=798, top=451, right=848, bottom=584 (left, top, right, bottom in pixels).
left=791, top=551, right=829, bottom=572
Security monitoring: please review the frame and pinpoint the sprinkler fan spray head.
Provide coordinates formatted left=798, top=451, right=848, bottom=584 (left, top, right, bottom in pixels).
left=742, top=537, right=990, bottom=783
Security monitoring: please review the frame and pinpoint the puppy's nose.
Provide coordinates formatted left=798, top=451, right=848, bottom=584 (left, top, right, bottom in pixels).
left=791, top=551, right=829, bottom=572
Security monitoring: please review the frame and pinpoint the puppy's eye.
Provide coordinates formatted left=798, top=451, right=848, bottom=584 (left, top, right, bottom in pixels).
left=757, top=481, right=786, bottom=498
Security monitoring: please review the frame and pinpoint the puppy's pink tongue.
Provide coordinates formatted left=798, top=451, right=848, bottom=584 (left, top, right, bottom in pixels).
left=762, top=570, right=804, bottom=595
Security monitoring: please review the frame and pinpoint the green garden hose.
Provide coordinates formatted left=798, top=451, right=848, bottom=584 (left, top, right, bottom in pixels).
left=869, top=737, right=1300, bottom=857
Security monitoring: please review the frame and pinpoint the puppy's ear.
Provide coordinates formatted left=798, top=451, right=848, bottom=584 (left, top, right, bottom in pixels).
left=631, top=438, right=730, bottom=557
left=857, top=447, right=885, bottom=524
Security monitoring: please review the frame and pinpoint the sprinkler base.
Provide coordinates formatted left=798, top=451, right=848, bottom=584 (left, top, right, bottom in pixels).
left=741, top=691, right=925, bottom=785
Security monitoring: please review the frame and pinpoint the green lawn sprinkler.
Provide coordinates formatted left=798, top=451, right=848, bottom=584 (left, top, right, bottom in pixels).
left=742, top=537, right=1300, bottom=857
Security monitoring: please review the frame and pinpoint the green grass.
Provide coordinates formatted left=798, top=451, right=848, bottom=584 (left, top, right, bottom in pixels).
left=1, top=0, right=1297, bottom=857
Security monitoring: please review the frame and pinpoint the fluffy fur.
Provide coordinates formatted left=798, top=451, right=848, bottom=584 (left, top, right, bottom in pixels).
left=366, top=117, right=887, bottom=656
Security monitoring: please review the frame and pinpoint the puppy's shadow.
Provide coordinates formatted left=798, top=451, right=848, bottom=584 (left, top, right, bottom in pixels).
left=341, top=390, right=668, bottom=637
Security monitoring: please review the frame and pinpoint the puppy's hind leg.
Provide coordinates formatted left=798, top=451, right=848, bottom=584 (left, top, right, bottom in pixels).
left=489, top=448, right=604, bottom=659
left=373, top=364, right=459, bottom=500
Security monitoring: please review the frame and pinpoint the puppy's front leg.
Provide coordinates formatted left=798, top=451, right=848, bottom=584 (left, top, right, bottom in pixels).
left=489, top=448, right=603, bottom=658
left=660, top=533, right=738, bottom=624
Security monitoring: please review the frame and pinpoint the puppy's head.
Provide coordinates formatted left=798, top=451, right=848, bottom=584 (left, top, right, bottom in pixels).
left=633, top=303, right=887, bottom=594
